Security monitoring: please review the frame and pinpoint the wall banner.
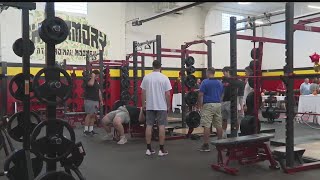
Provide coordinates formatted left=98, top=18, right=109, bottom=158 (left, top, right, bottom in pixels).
left=29, top=10, right=110, bottom=64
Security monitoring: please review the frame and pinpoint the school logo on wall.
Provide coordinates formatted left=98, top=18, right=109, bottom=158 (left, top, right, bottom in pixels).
left=29, top=10, right=110, bottom=64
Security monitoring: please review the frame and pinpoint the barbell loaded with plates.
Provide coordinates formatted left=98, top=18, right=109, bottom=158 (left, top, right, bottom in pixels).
left=9, top=73, right=35, bottom=101
left=240, top=115, right=261, bottom=135
left=12, top=38, right=35, bottom=57
left=250, top=48, right=260, bottom=60
left=186, top=111, right=201, bottom=129
left=185, top=75, right=197, bottom=88
left=30, top=119, right=76, bottom=161
left=186, top=66, right=196, bottom=75
left=7, top=111, right=41, bottom=142
left=185, top=56, right=195, bottom=67
left=4, top=149, right=43, bottom=180
left=261, top=107, right=280, bottom=123
left=33, top=67, right=72, bottom=106
left=185, top=91, right=198, bottom=106
left=38, top=17, right=69, bottom=45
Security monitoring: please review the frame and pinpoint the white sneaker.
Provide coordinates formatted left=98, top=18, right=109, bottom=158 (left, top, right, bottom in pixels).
left=145, top=149, right=156, bottom=156
left=117, top=137, right=127, bottom=145
left=102, top=134, right=113, bottom=141
left=158, top=150, right=168, bottom=157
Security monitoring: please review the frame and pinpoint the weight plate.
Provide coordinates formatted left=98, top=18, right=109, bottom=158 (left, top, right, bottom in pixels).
left=121, top=91, right=131, bottom=102
left=121, top=79, right=130, bottom=89
left=186, top=111, right=200, bottom=128
left=186, top=66, right=196, bottom=75
left=185, top=75, right=197, bottom=88
left=4, top=149, right=43, bottom=180
left=9, top=73, right=35, bottom=101
left=38, top=17, right=69, bottom=45
left=250, top=48, right=260, bottom=60
left=35, top=171, right=76, bottom=180
left=33, top=67, right=72, bottom=106
left=185, top=91, right=198, bottom=106
left=60, top=142, right=86, bottom=168
left=30, top=119, right=76, bottom=162
left=185, top=56, right=195, bottom=67
left=12, top=38, right=35, bottom=57
left=7, top=111, right=41, bottom=142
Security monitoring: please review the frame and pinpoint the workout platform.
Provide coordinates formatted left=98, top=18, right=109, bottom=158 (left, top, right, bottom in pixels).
left=270, top=134, right=320, bottom=147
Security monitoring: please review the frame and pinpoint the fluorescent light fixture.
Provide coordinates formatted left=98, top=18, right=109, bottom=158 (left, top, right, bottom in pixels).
left=308, top=5, right=320, bottom=9
left=238, top=2, right=251, bottom=5
left=255, top=20, right=264, bottom=24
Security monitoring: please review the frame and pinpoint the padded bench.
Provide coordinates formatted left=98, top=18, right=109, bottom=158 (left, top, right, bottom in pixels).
left=211, top=133, right=279, bottom=175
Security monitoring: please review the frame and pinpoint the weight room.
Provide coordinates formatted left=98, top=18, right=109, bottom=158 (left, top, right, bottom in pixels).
left=1, top=2, right=320, bottom=180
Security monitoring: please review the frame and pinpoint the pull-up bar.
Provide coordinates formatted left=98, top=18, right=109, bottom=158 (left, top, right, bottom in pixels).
left=161, top=48, right=207, bottom=55
left=136, top=40, right=156, bottom=47
left=236, top=9, right=285, bottom=24
left=237, top=35, right=286, bottom=44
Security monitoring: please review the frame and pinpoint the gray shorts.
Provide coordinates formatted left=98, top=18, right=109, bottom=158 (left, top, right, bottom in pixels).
left=84, top=100, right=99, bottom=114
left=105, top=106, right=130, bottom=124
left=221, top=101, right=230, bottom=122
left=146, top=110, right=167, bottom=126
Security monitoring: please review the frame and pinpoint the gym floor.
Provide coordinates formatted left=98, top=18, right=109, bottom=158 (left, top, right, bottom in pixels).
left=1, top=117, right=320, bottom=180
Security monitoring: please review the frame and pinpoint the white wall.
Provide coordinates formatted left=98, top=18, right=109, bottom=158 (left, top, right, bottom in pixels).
left=125, top=3, right=208, bottom=68
left=0, top=2, right=126, bottom=65
left=204, top=6, right=263, bottom=69
left=260, top=2, right=320, bottom=69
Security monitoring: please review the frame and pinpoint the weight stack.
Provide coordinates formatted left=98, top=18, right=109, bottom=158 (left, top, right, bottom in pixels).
left=120, top=65, right=131, bottom=105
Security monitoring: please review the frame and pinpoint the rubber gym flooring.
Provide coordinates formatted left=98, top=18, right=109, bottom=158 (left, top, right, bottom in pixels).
left=1, top=117, right=320, bottom=180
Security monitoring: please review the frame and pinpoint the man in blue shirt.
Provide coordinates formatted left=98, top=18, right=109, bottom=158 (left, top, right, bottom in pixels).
left=300, top=78, right=311, bottom=95
left=197, top=67, right=224, bottom=152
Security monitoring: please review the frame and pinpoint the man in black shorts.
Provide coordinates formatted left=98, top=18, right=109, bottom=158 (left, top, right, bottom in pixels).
left=83, top=70, right=103, bottom=136
left=101, top=103, right=146, bottom=145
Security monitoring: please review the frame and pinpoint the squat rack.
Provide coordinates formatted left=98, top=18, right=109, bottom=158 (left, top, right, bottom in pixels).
left=0, top=62, right=8, bottom=118
left=228, top=2, right=320, bottom=173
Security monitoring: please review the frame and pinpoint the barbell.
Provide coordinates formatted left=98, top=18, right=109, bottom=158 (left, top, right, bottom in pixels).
left=186, top=111, right=201, bottom=129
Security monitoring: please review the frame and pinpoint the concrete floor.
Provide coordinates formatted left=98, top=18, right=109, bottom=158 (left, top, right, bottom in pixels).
left=1, top=118, right=320, bottom=180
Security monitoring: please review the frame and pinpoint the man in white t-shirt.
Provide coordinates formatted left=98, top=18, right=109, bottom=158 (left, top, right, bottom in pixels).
left=140, top=60, right=172, bottom=157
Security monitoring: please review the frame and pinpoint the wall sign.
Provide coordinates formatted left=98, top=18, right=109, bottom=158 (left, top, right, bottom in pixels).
left=29, top=10, right=110, bottom=64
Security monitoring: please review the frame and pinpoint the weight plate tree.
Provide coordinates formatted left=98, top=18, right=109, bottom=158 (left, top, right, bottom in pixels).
left=120, top=65, right=131, bottom=104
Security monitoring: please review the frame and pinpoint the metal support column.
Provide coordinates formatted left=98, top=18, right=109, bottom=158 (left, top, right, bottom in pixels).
left=99, top=50, right=104, bottom=119
left=230, top=16, right=238, bottom=137
left=1, top=62, right=7, bottom=118
left=21, top=7, right=34, bottom=180
left=141, top=56, right=145, bottom=77
left=181, top=45, right=186, bottom=128
left=285, top=2, right=295, bottom=168
left=44, top=2, right=58, bottom=171
left=207, top=40, right=212, bottom=68
left=156, top=35, right=162, bottom=64
left=133, top=41, right=138, bottom=106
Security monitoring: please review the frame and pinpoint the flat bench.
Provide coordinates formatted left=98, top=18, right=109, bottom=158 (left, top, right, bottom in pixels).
left=64, top=112, right=87, bottom=128
left=211, top=133, right=279, bottom=175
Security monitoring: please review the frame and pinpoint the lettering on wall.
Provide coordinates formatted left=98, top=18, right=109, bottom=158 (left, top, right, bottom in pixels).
left=29, top=10, right=110, bottom=63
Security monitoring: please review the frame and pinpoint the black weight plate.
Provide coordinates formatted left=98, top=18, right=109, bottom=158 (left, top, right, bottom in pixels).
left=4, top=149, right=43, bottom=180
left=240, top=115, right=261, bottom=135
left=121, top=79, right=130, bottom=88
left=121, top=91, right=131, bottom=101
left=9, top=73, right=35, bottom=101
left=60, top=142, right=86, bottom=168
left=7, top=111, right=41, bottom=142
left=186, top=66, right=196, bottom=75
left=250, top=48, right=260, bottom=60
left=33, top=67, right=72, bottom=106
left=249, top=60, right=260, bottom=71
left=12, top=38, right=35, bottom=57
left=185, top=91, right=198, bottom=106
left=185, top=75, right=197, bottom=88
left=38, top=17, right=69, bottom=45
left=186, top=111, right=200, bottom=128
left=30, top=119, right=76, bottom=162
left=35, top=171, right=76, bottom=180
left=185, top=56, right=195, bottom=67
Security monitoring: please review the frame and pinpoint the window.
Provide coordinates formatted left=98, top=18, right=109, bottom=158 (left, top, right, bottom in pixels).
left=221, top=13, right=245, bottom=32
left=55, top=2, right=88, bottom=15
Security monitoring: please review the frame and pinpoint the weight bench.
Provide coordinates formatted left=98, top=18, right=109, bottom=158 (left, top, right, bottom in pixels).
left=211, top=133, right=279, bottom=175
left=64, top=112, right=87, bottom=128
